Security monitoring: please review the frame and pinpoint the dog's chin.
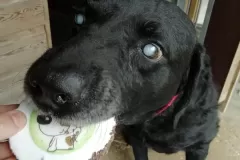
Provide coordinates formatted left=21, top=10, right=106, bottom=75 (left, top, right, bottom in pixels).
left=30, top=94, right=121, bottom=127
left=56, top=116, right=95, bottom=128
left=52, top=103, right=119, bottom=127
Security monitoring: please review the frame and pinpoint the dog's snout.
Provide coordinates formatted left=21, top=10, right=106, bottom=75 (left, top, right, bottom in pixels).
left=29, top=79, right=71, bottom=105
left=27, top=69, right=85, bottom=107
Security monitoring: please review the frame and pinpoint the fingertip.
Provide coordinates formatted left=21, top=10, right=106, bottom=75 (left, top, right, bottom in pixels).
left=0, top=142, right=14, bottom=159
left=11, top=110, right=27, bottom=129
left=5, top=156, right=17, bottom=160
left=0, top=105, right=19, bottom=113
left=0, top=110, right=27, bottom=140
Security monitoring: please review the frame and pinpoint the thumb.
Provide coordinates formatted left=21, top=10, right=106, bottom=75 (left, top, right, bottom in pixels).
left=0, top=110, right=27, bottom=140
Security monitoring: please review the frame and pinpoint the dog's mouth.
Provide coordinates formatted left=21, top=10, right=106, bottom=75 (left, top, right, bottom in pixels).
left=25, top=75, right=121, bottom=126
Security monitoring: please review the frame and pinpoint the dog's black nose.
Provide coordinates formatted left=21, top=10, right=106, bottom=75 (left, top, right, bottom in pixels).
left=28, top=71, right=83, bottom=106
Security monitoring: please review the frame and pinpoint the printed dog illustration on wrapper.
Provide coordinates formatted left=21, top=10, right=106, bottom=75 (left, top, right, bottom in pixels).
left=37, top=115, right=81, bottom=152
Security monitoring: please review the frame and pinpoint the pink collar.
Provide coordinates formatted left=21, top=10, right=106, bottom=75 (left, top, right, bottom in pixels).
left=154, top=95, right=179, bottom=116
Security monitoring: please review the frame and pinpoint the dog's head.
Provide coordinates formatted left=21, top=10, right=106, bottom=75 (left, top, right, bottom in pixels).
left=25, top=0, right=202, bottom=126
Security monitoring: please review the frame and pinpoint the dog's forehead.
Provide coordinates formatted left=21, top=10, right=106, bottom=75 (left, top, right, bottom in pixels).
left=97, top=1, right=194, bottom=34
left=105, top=0, right=181, bottom=16
left=91, top=3, right=196, bottom=52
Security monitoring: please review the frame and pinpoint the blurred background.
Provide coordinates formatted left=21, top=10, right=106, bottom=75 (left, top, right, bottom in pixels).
left=168, top=0, right=213, bottom=42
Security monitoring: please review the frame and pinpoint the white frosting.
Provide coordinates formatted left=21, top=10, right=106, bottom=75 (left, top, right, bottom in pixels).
left=9, top=99, right=116, bottom=160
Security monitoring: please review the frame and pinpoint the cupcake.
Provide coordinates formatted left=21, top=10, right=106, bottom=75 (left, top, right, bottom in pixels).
left=9, top=99, right=116, bottom=160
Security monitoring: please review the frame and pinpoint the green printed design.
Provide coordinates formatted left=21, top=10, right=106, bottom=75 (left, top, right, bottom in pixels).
left=29, top=111, right=95, bottom=154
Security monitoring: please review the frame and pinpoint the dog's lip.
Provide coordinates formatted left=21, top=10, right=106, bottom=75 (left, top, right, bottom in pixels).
left=30, top=97, right=62, bottom=116
left=29, top=93, right=79, bottom=116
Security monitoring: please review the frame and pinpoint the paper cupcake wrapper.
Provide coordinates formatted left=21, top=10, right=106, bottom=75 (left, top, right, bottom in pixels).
left=9, top=99, right=116, bottom=160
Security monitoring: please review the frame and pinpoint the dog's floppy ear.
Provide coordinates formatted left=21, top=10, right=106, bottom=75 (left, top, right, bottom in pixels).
left=173, top=43, right=211, bottom=129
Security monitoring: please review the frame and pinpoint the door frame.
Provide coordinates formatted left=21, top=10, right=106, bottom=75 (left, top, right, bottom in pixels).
left=219, top=43, right=240, bottom=112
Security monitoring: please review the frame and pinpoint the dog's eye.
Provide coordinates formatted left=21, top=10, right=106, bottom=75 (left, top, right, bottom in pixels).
left=75, top=13, right=85, bottom=25
left=142, top=43, right=163, bottom=61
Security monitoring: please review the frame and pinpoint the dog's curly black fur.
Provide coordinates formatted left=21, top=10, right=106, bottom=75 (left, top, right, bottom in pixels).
left=25, top=0, right=219, bottom=160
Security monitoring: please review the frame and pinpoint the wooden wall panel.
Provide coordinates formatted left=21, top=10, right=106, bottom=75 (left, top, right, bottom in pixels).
left=0, top=0, right=28, bottom=7
left=0, top=0, right=46, bottom=36
left=0, top=0, right=51, bottom=104
left=0, top=26, right=48, bottom=104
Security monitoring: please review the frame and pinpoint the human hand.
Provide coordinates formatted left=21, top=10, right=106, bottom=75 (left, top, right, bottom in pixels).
left=0, top=105, right=27, bottom=160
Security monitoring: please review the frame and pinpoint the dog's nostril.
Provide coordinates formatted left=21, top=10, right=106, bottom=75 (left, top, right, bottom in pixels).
left=29, top=79, right=43, bottom=95
left=54, top=94, right=68, bottom=104
left=30, top=80, right=38, bottom=88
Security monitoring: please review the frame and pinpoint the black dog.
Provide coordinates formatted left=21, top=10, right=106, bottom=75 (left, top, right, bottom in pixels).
left=24, top=0, right=219, bottom=160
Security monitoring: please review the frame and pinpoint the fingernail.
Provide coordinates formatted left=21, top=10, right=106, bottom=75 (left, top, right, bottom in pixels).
left=11, top=111, right=27, bottom=129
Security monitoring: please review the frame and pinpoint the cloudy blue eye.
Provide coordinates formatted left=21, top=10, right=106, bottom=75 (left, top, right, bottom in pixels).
left=143, top=43, right=163, bottom=60
left=75, top=13, right=85, bottom=25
